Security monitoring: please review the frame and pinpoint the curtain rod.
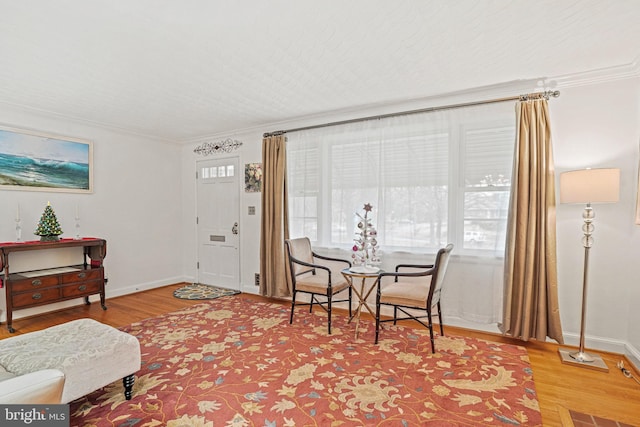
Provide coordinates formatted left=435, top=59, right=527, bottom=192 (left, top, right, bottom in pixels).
left=263, top=90, right=560, bottom=138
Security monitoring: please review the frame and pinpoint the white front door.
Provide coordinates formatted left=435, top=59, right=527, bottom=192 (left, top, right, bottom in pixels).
left=196, top=157, right=240, bottom=290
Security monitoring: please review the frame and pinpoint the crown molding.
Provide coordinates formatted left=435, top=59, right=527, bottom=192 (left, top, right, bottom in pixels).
left=549, top=57, right=640, bottom=89
left=0, top=100, right=177, bottom=144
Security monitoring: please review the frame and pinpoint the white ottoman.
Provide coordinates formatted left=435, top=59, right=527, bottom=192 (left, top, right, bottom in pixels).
left=0, top=318, right=140, bottom=403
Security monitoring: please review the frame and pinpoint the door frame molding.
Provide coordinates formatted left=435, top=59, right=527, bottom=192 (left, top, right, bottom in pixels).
left=194, top=155, right=241, bottom=288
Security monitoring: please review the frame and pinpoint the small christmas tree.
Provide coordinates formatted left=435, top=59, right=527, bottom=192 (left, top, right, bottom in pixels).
left=34, top=202, right=63, bottom=242
left=351, top=203, right=381, bottom=268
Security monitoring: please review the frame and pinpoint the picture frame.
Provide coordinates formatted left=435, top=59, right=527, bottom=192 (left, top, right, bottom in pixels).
left=245, top=163, right=262, bottom=193
left=0, top=125, right=93, bottom=193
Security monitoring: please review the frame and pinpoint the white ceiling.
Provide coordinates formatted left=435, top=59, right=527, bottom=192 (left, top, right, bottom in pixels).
left=1, top=1, right=639, bottom=143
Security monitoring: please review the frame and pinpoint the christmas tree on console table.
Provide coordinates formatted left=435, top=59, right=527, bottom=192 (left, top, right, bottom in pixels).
left=34, top=202, right=63, bottom=242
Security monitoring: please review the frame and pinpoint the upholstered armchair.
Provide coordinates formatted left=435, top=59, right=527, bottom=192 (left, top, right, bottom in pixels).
left=285, top=237, right=352, bottom=334
left=375, top=244, right=453, bottom=352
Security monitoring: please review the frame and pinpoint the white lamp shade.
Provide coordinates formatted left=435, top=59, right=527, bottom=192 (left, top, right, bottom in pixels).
left=560, top=168, right=620, bottom=204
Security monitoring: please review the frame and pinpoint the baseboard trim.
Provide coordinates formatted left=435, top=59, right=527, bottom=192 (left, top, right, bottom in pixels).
left=624, top=342, right=640, bottom=371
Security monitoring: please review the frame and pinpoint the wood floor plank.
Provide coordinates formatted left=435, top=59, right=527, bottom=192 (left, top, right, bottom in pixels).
left=1, top=283, right=639, bottom=426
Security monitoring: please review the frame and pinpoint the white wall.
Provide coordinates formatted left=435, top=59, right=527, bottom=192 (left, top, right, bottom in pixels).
left=0, top=106, right=183, bottom=322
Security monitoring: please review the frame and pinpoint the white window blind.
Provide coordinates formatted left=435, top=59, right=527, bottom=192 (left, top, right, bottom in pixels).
left=287, top=102, right=515, bottom=257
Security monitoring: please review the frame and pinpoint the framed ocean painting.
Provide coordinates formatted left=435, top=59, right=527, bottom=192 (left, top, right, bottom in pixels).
left=0, top=125, right=93, bottom=193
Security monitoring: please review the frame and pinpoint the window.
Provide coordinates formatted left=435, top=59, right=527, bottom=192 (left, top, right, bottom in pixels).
left=460, top=126, right=513, bottom=252
left=200, top=163, right=235, bottom=181
left=287, top=102, right=515, bottom=257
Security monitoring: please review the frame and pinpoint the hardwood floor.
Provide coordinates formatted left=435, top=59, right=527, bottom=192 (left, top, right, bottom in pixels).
left=2, top=283, right=639, bottom=426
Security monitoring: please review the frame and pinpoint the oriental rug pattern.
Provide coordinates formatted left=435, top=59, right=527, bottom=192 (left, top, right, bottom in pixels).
left=70, top=297, right=541, bottom=426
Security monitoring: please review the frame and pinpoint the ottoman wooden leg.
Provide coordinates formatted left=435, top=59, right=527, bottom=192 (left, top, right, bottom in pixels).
left=123, top=374, right=135, bottom=400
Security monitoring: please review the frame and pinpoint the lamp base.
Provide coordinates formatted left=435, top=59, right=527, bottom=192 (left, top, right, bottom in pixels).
left=558, top=348, right=609, bottom=372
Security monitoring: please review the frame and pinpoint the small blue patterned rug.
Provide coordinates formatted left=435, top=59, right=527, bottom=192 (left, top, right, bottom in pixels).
left=173, top=283, right=240, bottom=300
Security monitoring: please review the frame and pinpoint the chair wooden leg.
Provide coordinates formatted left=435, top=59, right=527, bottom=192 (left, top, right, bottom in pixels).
left=375, top=300, right=381, bottom=344
left=327, top=294, right=332, bottom=335
left=427, top=310, right=435, bottom=353
left=290, top=291, right=297, bottom=325
left=437, top=301, right=444, bottom=337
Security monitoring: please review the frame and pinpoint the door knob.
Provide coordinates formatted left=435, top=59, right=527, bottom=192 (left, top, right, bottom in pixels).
left=232, top=222, right=238, bottom=235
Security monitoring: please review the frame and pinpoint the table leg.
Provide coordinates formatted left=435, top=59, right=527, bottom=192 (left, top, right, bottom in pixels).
left=359, top=277, right=378, bottom=318
left=342, top=272, right=380, bottom=340
left=348, top=277, right=364, bottom=323
left=355, top=278, right=366, bottom=338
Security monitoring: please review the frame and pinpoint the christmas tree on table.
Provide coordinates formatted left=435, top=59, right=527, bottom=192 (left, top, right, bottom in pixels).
left=351, top=203, right=381, bottom=271
left=34, top=202, right=63, bottom=242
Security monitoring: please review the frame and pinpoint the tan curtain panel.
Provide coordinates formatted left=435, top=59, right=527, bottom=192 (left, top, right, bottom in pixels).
left=259, top=134, right=290, bottom=298
left=502, top=99, right=564, bottom=344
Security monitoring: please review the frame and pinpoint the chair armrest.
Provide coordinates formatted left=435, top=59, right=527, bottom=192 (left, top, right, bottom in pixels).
left=312, top=252, right=352, bottom=267
left=290, top=257, right=340, bottom=286
left=395, top=263, right=434, bottom=272
left=379, top=270, right=434, bottom=279
left=379, top=266, right=435, bottom=283
left=290, top=256, right=332, bottom=274
left=291, top=253, right=351, bottom=285
left=0, top=369, right=65, bottom=404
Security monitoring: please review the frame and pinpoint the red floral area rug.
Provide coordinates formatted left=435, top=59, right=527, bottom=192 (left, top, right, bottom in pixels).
left=70, top=297, right=541, bottom=426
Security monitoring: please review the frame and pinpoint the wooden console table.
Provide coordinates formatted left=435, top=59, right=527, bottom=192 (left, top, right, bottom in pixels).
left=0, top=238, right=107, bottom=332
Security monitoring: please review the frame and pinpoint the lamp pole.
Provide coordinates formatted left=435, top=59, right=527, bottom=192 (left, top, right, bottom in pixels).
left=571, top=203, right=594, bottom=362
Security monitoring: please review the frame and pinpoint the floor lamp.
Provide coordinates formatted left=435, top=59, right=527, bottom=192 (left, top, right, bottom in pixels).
left=558, top=168, right=620, bottom=371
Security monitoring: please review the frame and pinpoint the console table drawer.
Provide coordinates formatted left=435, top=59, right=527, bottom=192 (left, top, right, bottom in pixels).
left=61, top=268, right=102, bottom=284
left=11, top=276, right=60, bottom=292
left=61, top=280, right=102, bottom=298
left=13, top=288, right=61, bottom=308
